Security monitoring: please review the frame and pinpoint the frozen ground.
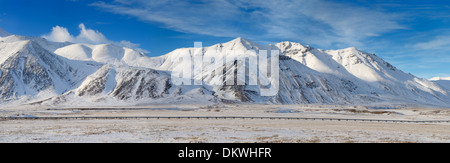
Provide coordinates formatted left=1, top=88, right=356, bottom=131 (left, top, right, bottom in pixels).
left=1, top=104, right=450, bottom=143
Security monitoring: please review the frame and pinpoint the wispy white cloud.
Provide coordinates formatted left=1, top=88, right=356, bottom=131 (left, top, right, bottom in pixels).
left=42, top=23, right=148, bottom=53
left=87, top=0, right=449, bottom=79
left=90, top=0, right=254, bottom=37
left=91, top=0, right=405, bottom=48
left=413, top=34, right=450, bottom=50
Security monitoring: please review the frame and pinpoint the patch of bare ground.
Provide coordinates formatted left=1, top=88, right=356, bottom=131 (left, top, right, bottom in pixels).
left=332, top=109, right=396, bottom=115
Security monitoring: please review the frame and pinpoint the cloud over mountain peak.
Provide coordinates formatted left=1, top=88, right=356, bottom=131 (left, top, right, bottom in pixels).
left=42, top=23, right=148, bottom=53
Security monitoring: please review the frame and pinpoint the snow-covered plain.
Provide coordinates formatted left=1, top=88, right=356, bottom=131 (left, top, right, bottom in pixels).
left=1, top=104, right=449, bottom=143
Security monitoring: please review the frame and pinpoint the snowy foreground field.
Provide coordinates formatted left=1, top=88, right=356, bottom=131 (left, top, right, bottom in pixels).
left=1, top=104, right=450, bottom=143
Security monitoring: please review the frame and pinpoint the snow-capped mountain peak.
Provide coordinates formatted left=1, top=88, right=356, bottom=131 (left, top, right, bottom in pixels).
left=273, top=41, right=312, bottom=54
left=0, top=27, right=11, bottom=37
left=430, top=77, right=450, bottom=81
left=221, top=37, right=261, bottom=51
left=430, top=77, right=450, bottom=92
left=150, top=38, right=450, bottom=106
left=0, top=33, right=449, bottom=107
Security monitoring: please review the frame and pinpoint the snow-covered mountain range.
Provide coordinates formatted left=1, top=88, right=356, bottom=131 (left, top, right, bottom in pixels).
left=0, top=29, right=449, bottom=107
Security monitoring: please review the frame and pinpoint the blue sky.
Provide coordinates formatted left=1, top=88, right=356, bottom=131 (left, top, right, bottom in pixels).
left=0, top=0, right=449, bottom=78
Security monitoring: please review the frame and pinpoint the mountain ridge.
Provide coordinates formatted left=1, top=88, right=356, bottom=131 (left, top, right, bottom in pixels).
left=145, top=37, right=449, bottom=106
left=0, top=29, right=449, bottom=107
left=0, top=27, right=11, bottom=37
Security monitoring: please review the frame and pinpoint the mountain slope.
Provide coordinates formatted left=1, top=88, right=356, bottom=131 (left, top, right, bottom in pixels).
left=0, top=36, right=100, bottom=102
left=76, top=64, right=172, bottom=100
left=154, top=38, right=450, bottom=106
left=273, top=41, right=448, bottom=106
left=0, top=29, right=214, bottom=105
left=431, top=77, right=450, bottom=92
left=0, top=27, right=448, bottom=107
left=0, top=27, right=11, bottom=37
left=53, top=43, right=162, bottom=68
